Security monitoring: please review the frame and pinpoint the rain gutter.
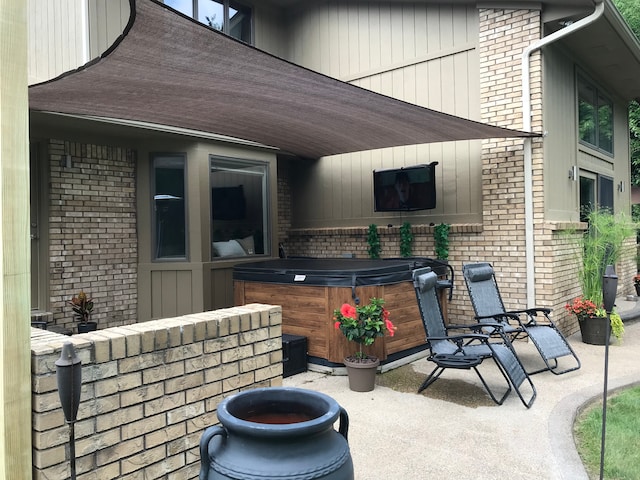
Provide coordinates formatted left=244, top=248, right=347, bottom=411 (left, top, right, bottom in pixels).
left=521, top=0, right=604, bottom=307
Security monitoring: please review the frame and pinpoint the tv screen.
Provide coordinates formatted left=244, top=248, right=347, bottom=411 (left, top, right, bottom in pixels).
left=373, top=163, right=438, bottom=212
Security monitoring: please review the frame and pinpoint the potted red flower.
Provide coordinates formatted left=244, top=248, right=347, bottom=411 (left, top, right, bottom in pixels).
left=333, top=297, right=396, bottom=391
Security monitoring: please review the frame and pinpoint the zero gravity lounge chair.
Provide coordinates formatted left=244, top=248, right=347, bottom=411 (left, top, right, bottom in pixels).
left=463, top=262, right=581, bottom=376
left=412, top=267, right=536, bottom=408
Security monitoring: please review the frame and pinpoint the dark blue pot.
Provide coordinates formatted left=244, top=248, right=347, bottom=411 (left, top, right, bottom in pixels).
left=199, top=387, right=353, bottom=480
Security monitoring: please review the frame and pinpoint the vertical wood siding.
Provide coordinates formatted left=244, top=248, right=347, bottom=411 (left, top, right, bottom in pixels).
left=87, top=0, right=130, bottom=59
left=27, top=0, right=88, bottom=84
left=283, top=2, right=482, bottom=228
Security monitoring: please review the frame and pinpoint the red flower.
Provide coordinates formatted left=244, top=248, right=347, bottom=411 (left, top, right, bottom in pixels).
left=334, top=321, right=341, bottom=329
left=385, top=318, right=396, bottom=336
left=340, top=304, right=357, bottom=319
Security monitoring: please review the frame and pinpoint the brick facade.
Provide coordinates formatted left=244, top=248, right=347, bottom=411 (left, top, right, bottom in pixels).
left=48, top=139, right=138, bottom=331
left=31, top=304, right=283, bottom=479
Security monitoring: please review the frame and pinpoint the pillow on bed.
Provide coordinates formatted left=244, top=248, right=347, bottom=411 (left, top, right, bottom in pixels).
left=213, top=239, right=247, bottom=257
left=236, top=235, right=255, bottom=255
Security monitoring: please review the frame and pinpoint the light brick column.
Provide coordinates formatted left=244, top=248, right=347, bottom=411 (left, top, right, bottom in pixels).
left=477, top=8, right=543, bottom=309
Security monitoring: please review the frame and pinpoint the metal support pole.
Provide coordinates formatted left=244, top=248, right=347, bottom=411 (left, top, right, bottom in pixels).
left=600, top=265, right=617, bottom=480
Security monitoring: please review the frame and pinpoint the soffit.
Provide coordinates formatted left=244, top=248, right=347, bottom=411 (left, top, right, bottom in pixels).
left=28, top=0, right=536, bottom=160
left=544, top=1, right=640, bottom=101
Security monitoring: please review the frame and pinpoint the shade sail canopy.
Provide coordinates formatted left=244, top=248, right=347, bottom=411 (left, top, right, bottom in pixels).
left=29, top=0, right=537, bottom=159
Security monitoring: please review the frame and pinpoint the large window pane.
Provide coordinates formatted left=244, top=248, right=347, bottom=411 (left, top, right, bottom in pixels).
left=198, top=0, right=224, bottom=31
left=578, top=79, right=596, bottom=146
left=577, top=75, right=613, bottom=154
left=211, top=157, right=268, bottom=259
left=229, top=1, right=252, bottom=42
left=153, top=155, right=187, bottom=259
left=165, top=0, right=193, bottom=16
left=597, top=95, right=613, bottom=153
left=579, top=175, right=595, bottom=222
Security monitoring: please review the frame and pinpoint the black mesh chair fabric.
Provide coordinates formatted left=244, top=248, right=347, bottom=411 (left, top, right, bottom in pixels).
left=463, top=262, right=581, bottom=376
left=412, top=267, right=535, bottom=408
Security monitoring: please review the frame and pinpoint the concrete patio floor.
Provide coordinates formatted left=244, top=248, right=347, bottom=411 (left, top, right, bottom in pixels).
left=284, top=301, right=640, bottom=480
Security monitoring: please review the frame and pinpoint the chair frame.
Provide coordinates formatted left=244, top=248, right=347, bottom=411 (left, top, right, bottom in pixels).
left=463, top=262, right=581, bottom=376
left=413, top=267, right=536, bottom=408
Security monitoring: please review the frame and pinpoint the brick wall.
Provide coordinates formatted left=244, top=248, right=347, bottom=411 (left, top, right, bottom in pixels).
left=48, top=139, right=138, bottom=331
left=31, top=303, right=283, bottom=479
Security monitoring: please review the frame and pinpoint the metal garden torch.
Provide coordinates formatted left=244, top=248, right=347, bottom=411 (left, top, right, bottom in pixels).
left=56, top=342, right=82, bottom=480
left=599, top=265, right=618, bottom=480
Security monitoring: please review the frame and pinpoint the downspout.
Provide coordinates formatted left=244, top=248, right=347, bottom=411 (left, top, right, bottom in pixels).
left=521, top=0, right=604, bottom=307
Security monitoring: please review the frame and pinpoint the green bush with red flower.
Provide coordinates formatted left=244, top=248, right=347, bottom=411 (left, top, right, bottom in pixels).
left=333, top=297, right=396, bottom=360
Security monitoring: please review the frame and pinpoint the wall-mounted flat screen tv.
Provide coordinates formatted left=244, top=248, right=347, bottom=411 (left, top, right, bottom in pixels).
left=373, top=162, right=438, bottom=212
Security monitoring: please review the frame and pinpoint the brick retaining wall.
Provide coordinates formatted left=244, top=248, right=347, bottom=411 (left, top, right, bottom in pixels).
left=31, top=304, right=282, bottom=479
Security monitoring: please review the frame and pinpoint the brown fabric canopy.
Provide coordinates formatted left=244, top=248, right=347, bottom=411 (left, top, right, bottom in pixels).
left=29, top=0, right=537, bottom=159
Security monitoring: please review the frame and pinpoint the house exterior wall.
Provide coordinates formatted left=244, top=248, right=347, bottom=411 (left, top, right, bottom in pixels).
left=87, top=0, right=130, bottom=59
left=282, top=2, right=484, bottom=229
left=31, top=303, right=283, bottom=479
left=46, top=138, right=138, bottom=332
left=28, top=0, right=88, bottom=84
left=135, top=138, right=279, bottom=321
left=543, top=43, right=632, bottom=222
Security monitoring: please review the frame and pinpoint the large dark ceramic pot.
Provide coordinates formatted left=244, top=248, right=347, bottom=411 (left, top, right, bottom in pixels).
left=579, top=316, right=610, bottom=345
left=199, top=387, right=353, bottom=480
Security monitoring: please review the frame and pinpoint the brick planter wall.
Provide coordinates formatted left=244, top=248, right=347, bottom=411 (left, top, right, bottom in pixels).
left=31, top=304, right=283, bottom=479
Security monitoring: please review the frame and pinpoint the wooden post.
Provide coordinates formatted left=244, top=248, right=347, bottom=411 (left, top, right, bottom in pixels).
left=0, top=0, right=32, bottom=478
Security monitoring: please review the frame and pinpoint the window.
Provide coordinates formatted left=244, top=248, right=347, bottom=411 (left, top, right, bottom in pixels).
left=153, top=154, right=187, bottom=260
left=579, top=172, right=613, bottom=221
left=578, top=75, right=613, bottom=154
left=164, top=0, right=252, bottom=43
left=210, top=157, right=268, bottom=259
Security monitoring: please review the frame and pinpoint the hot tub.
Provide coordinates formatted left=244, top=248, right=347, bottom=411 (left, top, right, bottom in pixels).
left=233, top=258, right=451, bottom=366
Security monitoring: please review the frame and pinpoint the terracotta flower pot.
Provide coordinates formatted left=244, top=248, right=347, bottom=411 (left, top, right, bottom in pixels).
left=343, top=356, right=380, bottom=392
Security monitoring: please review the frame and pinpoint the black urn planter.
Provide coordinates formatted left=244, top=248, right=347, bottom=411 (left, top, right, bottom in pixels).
left=199, top=387, right=354, bottom=480
left=579, top=316, right=610, bottom=345
left=77, top=321, right=97, bottom=334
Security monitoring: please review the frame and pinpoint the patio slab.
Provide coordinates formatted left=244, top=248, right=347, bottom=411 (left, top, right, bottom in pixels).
left=284, top=300, right=640, bottom=480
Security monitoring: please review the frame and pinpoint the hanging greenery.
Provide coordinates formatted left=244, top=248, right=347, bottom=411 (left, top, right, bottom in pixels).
left=434, top=223, right=450, bottom=260
left=367, top=224, right=381, bottom=259
left=399, top=222, right=413, bottom=257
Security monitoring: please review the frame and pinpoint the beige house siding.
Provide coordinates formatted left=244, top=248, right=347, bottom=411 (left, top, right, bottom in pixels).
left=282, top=2, right=483, bottom=229
left=87, top=0, right=130, bottom=59
left=28, top=0, right=88, bottom=84
left=544, top=44, right=632, bottom=222
left=47, top=138, right=138, bottom=332
left=136, top=138, right=279, bottom=322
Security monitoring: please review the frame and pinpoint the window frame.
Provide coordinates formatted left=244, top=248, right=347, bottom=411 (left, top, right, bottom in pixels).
left=577, top=73, right=614, bottom=156
left=151, top=153, right=189, bottom=262
left=210, top=155, right=270, bottom=261
left=579, top=170, right=614, bottom=220
left=164, top=0, right=253, bottom=43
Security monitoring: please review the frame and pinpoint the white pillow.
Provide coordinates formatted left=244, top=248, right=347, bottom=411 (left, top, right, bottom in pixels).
left=236, top=235, right=255, bottom=254
left=213, top=240, right=247, bottom=257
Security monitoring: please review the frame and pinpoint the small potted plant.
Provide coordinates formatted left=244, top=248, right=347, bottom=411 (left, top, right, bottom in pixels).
left=565, top=296, right=624, bottom=344
left=568, top=209, right=634, bottom=344
left=333, top=298, right=396, bottom=391
left=69, top=290, right=97, bottom=333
